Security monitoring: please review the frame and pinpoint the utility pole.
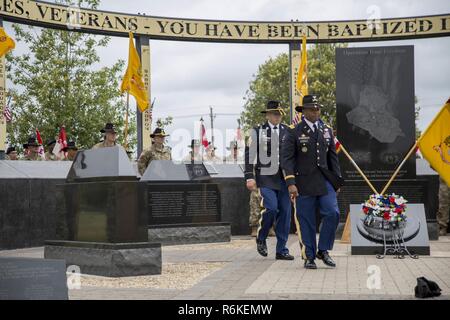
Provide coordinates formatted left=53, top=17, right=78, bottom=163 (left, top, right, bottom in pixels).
left=209, top=106, right=216, bottom=148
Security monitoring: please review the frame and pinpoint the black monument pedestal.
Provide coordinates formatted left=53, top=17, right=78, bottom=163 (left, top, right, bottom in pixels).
left=208, top=163, right=251, bottom=235
left=140, top=160, right=230, bottom=245
left=336, top=175, right=439, bottom=241
left=44, top=146, right=162, bottom=277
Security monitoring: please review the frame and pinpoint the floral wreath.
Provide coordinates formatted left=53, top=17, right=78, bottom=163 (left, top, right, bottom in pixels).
left=362, top=193, right=407, bottom=224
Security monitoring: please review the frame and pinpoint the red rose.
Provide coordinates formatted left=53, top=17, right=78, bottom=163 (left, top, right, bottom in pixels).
left=383, top=212, right=390, bottom=220
left=389, top=196, right=395, bottom=203
left=363, top=207, right=369, bottom=214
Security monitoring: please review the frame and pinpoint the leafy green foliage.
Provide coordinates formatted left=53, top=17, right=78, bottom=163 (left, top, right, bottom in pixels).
left=6, top=0, right=134, bottom=150
left=241, top=43, right=348, bottom=130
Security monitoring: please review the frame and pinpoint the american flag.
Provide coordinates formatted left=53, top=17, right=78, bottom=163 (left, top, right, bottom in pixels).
left=291, top=113, right=301, bottom=125
left=3, top=103, right=12, bottom=122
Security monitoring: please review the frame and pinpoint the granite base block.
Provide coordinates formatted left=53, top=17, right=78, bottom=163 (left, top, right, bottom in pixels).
left=44, top=240, right=161, bottom=277
left=148, top=223, right=231, bottom=245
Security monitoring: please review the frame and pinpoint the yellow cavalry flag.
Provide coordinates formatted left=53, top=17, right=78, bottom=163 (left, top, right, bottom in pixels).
left=418, top=99, right=450, bottom=186
left=293, top=35, right=308, bottom=124
left=0, top=27, right=15, bottom=57
left=120, top=32, right=149, bottom=112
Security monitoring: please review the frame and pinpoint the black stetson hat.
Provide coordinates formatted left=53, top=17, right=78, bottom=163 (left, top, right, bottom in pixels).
left=46, top=138, right=56, bottom=147
left=150, top=128, right=169, bottom=138
left=227, top=140, right=238, bottom=150
left=188, top=139, right=201, bottom=148
left=6, top=146, right=16, bottom=155
left=295, top=95, right=323, bottom=112
left=206, top=141, right=217, bottom=150
left=100, top=123, right=117, bottom=134
left=25, top=135, right=41, bottom=147
left=261, top=100, right=286, bottom=115
left=62, top=141, right=78, bottom=152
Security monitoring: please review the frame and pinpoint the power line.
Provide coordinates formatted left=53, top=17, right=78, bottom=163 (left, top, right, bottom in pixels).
left=163, top=113, right=240, bottom=119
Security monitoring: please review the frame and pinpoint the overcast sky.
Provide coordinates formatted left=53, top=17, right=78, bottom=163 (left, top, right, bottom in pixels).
left=5, top=0, right=450, bottom=158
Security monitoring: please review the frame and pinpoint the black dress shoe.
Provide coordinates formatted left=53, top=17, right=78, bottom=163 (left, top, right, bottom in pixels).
left=317, top=251, right=336, bottom=267
left=256, top=239, right=268, bottom=257
left=276, top=252, right=294, bottom=260
left=304, top=259, right=317, bottom=269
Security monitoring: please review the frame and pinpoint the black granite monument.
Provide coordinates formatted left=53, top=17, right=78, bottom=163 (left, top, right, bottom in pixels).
left=336, top=45, right=416, bottom=180
left=0, top=257, right=68, bottom=300
left=44, top=146, right=161, bottom=277
left=140, top=160, right=230, bottom=245
left=335, top=46, right=437, bottom=240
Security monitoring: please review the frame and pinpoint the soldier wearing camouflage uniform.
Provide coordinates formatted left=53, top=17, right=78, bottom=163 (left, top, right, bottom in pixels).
left=5, top=146, right=18, bottom=160
left=225, top=140, right=245, bottom=164
left=93, top=123, right=121, bottom=149
left=437, top=177, right=450, bottom=236
left=137, top=128, right=171, bottom=176
left=249, top=189, right=262, bottom=236
left=45, top=139, right=58, bottom=161
left=183, top=139, right=203, bottom=163
left=62, top=141, right=79, bottom=161
left=22, top=136, right=43, bottom=161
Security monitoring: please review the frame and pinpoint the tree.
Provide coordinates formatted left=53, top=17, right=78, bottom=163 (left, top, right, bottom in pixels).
left=6, top=0, right=135, bottom=151
left=240, top=43, right=347, bottom=130
left=240, top=53, right=290, bottom=130
left=156, top=116, right=173, bottom=129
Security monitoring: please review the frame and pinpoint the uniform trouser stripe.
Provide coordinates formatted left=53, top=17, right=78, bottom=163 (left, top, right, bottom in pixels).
left=293, top=200, right=307, bottom=260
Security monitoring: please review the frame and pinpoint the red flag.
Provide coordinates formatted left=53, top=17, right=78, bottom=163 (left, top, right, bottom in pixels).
left=35, top=129, right=43, bottom=145
left=200, top=119, right=208, bottom=148
left=334, top=136, right=342, bottom=154
left=53, top=126, right=68, bottom=159
left=35, top=129, right=46, bottom=159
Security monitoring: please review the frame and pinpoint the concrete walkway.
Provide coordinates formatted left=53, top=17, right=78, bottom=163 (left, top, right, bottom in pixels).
left=1, top=236, right=449, bottom=300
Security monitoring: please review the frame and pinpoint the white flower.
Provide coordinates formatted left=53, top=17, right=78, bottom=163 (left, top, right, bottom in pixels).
left=394, top=196, right=407, bottom=206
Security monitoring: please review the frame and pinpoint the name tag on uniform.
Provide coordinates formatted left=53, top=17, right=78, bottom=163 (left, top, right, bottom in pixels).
left=298, top=135, right=309, bottom=143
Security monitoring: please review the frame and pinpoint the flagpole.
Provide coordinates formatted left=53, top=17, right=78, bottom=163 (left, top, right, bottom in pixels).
left=200, top=117, right=204, bottom=162
left=380, top=141, right=418, bottom=195
left=124, top=92, right=130, bottom=151
left=339, top=143, right=379, bottom=195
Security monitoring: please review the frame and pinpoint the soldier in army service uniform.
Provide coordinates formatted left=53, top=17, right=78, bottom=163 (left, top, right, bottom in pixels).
left=137, top=128, right=172, bottom=176
left=245, top=100, right=293, bottom=260
left=281, top=95, right=343, bottom=269
left=437, top=177, right=449, bottom=236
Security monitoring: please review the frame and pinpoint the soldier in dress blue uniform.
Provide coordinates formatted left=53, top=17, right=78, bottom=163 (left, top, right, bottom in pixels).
left=245, top=100, right=294, bottom=260
left=281, top=95, right=343, bottom=269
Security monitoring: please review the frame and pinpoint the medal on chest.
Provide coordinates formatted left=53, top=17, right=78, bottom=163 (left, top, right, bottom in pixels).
left=299, top=134, right=309, bottom=153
